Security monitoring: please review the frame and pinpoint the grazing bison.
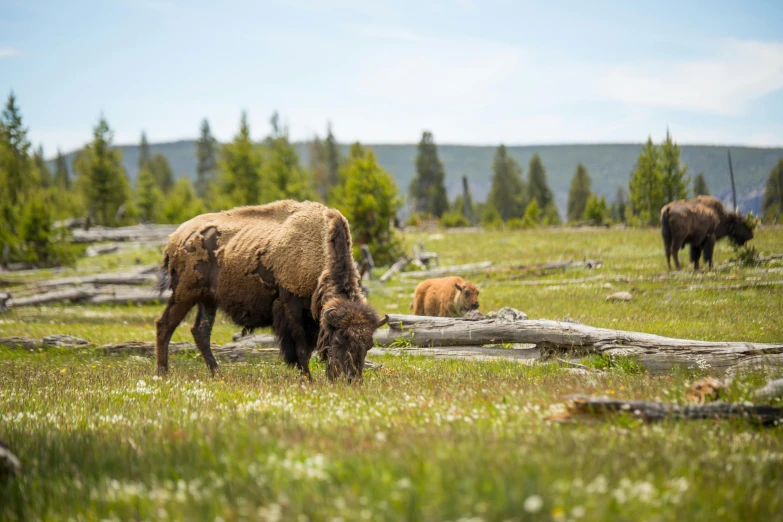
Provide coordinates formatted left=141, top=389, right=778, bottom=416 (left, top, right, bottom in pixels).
left=155, top=200, right=388, bottom=381
left=660, top=196, right=755, bottom=271
left=660, top=201, right=719, bottom=270
left=692, top=196, right=754, bottom=245
left=411, top=276, right=480, bottom=317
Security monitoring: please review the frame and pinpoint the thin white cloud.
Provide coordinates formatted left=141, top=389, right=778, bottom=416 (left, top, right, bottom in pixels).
left=593, top=39, right=783, bottom=115
left=0, top=48, right=21, bottom=58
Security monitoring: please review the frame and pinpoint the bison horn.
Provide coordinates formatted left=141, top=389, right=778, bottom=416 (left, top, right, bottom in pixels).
left=377, top=314, right=389, bottom=328
left=323, top=307, right=338, bottom=327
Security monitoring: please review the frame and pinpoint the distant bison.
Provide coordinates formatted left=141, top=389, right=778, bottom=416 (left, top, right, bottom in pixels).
left=155, top=200, right=388, bottom=382
left=660, top=196, right=754, bottom=271
left=411, top=276, right=480, bottom=317
left=660, top=201, right=719, bottom=270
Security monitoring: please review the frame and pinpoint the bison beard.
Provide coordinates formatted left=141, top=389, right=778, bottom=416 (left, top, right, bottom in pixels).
left=154, top=200, right=388, bottom=381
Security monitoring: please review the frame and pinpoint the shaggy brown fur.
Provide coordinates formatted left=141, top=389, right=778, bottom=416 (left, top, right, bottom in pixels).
left=692, top=195, right=754, bottom=245
left=660, top=201, right=719, bottom=270
left=155, top=200, right=388, bottom=381
left=411, top=276, right=480, bottom=317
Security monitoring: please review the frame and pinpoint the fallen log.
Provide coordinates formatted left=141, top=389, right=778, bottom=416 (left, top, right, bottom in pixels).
left=375, top=314, right=783, bottom=374
left=486, top=259, right=602, bottom=277
left=566, top=394, right=783, bottom=425
left=88, top=289, right=171, bottom=305
left=6, top=288, right=102, bottom=308
left=399, top=261, right=493, bottom=279
left=755, top=378, right=783, bottom=399
left=34, top=268, right=157, bottom=289
left=379, top=256, right=409, bottom=283
left=70, top=224, right=177, bottom=244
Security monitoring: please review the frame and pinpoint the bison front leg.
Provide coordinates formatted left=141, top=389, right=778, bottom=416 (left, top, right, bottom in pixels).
left=155, top=298, right=194, bottom=376
left=273, top=300, right=312, bottom=379
left=690, top=244, right=702, bottom=271
left=191, top=301, right=219, bottom=376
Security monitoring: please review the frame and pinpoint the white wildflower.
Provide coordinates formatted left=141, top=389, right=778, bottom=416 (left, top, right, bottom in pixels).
left=523, top=495, right=543, bottom=513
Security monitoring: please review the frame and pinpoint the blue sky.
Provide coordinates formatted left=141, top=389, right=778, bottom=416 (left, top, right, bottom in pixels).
left=2, top=0, right=783, bottom=156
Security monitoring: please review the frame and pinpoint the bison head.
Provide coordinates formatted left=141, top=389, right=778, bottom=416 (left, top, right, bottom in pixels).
left=321, top=299, right=388, bottom=382
left=727, top=213, right=754, bottom=246
left=454, top=280, right=480, bottom=313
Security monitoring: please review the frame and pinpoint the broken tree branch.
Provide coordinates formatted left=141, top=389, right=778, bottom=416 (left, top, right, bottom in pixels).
left=379, top=256, right=409, bottom=283
left=566, top=394, right=783, bottom=425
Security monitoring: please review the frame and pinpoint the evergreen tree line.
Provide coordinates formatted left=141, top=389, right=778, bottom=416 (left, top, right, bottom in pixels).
left=0, top=93, right=403, bottom=267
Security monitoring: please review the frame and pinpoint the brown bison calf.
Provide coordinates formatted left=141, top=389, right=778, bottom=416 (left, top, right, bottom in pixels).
left=411, top=276, right=480, bottom=317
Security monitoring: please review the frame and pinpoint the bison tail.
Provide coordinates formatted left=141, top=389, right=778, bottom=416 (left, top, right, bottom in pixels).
left=660, top=207, right=671, bottom=243
left=154, top=253, right=171, bottom=295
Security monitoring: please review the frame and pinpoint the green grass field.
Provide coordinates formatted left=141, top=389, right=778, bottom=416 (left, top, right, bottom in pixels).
left=2, top=226, right=783, bottom=521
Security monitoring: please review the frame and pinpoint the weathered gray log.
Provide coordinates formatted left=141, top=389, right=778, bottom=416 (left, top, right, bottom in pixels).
left=0, top=292, right=8, bottom=312
left=379, top=256, right=409, bottom=283
left=755, top=378, right=783, bottom=399
left=566, top=394, right=783, bottom=425
left=42, top=335, right=89, bottom=348
left=34, top=269, right=157, bottom=289
left=88, top=289, right=171, bottom=305
left=486, top=259, right=602, bottom=277
left=70, top=224, right=177, bottom=244
left=85, top=244, right=121, bottom=257
left=7, top=288, right=102, bottom=308
left=223, top=333, right=279, bottom=349
left=0, top=336, right=38, bottom=350
left=375, top=314, right=783, bottom=374
left=0, top=440, right=22, bottom=477
left=370, top=345, right=539, bottom=361
left=400, top=261, right=493, bottom=279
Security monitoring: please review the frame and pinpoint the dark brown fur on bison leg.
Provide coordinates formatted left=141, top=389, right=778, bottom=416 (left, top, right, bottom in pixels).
left=191, top=301, right=219, bottom=375
left=155, top=299, right=194, bottom=375
left=273, top=297, right=315, bottom=379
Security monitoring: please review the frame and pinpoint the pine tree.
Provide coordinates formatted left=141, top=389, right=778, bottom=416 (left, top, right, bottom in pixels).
left=149, top=153, right=174, bottom=194
left=261, top=119, right=317, bottom=203
left=610, top=187, right=627, bottom=224
left=217, top=111, right=262, bottom=207
left=33, top=145, right=52, bottom=188
left=75, top=116, right=131, bottom=226
left=324, top=122, right=340, bottom=191
left=162, top=178, right=205, bottom=224
left=693, top=172, right=709, bottom=196
left=138, top=131, right=151, bottom=172
left=309, top=135, right=327, bottom=199
left=628, top=137, right=664, bottom=227
left=135, top=166, right=162, bottom=223
left=520, top=199, right=541, bottom=228
left=584, top=194, right=609, bottom=225
left=331, top=142, right=402, bottom=264
left=0, top=92, right=32, bottom=204
left=54, top=149, right=70, bottom=190
left=488, top=144, right=525, bottom=222
left=659, top=129, right=689, bottom=202
left=762, top=159, right=783, bottom=223
left=409, top=131, right=448, bottom=217
left=567, top=163, right=591, bottom=222
left=527, top=154, right=560, bottom=224
left=195, top=119, right=218, bottom=198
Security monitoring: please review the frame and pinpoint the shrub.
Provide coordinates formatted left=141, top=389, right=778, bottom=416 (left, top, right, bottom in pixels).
left=440, top=211, right=470, bottom=228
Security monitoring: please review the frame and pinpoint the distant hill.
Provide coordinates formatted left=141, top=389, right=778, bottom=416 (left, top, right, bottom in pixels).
left=53, top=141, right=783, bottom=216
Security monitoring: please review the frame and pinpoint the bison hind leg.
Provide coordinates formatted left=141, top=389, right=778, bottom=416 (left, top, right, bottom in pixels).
left=690, top=244, right=702, bottom=270
left=703, top=235, right=716, bottom=270
left=192, top=301, right=219, bottom=375
left=155, top=297, right=195, bottom=375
